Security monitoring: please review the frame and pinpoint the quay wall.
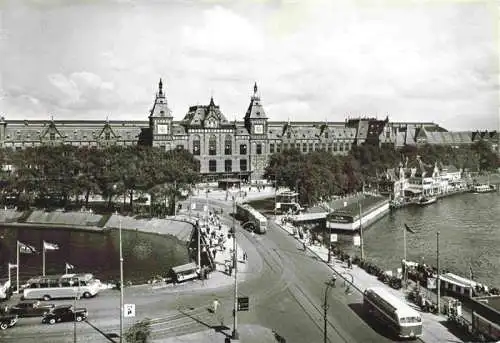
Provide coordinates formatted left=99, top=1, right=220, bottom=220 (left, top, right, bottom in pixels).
left=327, top=198, right=390, bottom=232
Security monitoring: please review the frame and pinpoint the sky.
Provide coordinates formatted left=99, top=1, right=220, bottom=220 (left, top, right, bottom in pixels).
left=0, top=0, right=499, bottom=131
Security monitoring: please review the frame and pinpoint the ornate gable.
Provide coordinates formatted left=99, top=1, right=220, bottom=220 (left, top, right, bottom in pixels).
left=181, top=96, right=230, bottom=129
left=40, top=120, right=65, bottom=142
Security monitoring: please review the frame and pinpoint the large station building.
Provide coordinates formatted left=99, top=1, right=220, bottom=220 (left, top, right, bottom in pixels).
left=0, top=79, right=497, bottom=181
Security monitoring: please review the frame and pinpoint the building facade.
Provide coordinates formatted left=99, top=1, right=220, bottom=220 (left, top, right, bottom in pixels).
left=0, top=79, right=497, bottom=181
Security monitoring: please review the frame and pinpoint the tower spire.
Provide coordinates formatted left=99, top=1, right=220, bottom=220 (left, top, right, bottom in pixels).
left=158, top=78, right=163, bottom=96
left=253, top=81, right=258, bottom=95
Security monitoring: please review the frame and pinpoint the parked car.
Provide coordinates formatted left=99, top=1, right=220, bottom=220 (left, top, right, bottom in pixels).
left=0, top=314, right=18, bottom=330
left=8, top=300, right=55, bottom=317
left=42, top=305, right=88, bottom=325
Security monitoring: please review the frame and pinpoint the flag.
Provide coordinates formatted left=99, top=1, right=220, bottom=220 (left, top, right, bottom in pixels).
left=18, top=241, right=37, bottom=254
left=8, top=263, right=17, bottom=269
left=65, top=262, right=74, bottom=270
left=43, top=241, right=59, bottom=251
left=404, top=224, right=416, bottom=234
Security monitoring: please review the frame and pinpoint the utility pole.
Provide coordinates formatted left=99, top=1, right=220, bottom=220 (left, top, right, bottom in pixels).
left=232, top=196, right=239, bottom=340
left=323, top=277, right=335, bottom=343
left=119, top=215, right=124, bottom=343
left=436, top=231, right=440, bottom=315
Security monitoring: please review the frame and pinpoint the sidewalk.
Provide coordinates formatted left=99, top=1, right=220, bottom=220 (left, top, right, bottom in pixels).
left=275, top=216, right=464, bottom=343
left=148, top=210, right=249, bottom=294
left=189, top=186, right=276, bottom=203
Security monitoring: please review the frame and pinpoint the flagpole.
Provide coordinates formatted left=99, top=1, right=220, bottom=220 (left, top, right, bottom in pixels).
left=469, top=264, right=473, bottom=298
left=66, top=263, right=68, bottom=275
left=8, top=264, right=11, bottom=290
left=403, top=225, right=407, bottom=289
left=43, top=241, right=46, bottom=276
left=16, top=241, right=20, bottom=294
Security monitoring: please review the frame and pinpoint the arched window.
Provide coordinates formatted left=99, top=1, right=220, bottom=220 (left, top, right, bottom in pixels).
left=224, top=135, right=232, bottom=155
left=192, top=135, right=200, bottom=156
left=209, top=135, right=217, bottom=155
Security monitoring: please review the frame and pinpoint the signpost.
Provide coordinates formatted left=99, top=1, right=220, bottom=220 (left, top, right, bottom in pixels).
left=124, top=304, right=136, bottom=318
left=237, top=297, right=249, bottom=311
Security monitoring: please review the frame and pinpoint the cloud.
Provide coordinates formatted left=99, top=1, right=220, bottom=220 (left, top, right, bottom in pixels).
left=47, top=71, right=117, bottom=110
left=0, top=1, right=497, bottom=131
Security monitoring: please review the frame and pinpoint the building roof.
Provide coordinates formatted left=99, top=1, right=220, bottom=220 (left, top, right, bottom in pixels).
left=149, top=78, right=172, bottom=119
left=180, top=97, right=232, bottom=128
left=3, top=120, right=144, bottom=143
left=244, top=82, right=267, bottom=120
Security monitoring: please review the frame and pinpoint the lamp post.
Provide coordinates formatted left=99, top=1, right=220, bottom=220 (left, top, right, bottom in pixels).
left=436, top=231, right=440, bottom=315
left=231, top=193, right=239, bottom=340
left=119, top=214, right=124, bottom=343
left=358, top=201, right=365, bottom=260
left=323, top=277, right=337, bottom=343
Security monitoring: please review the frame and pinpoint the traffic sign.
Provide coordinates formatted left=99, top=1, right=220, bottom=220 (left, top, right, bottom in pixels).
left=237, top=296, right=249, bottom=311
left=124, top=304, right=136, bottom=317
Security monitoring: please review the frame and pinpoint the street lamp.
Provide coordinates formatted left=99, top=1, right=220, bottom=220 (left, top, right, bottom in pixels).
left=118, top=214, right=124, bottom=343
left=230, top=192, right=239, bottom=340
left=323, top=277, right=337, bottom=343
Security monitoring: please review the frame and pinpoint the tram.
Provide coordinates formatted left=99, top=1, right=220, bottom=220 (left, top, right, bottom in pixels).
left=235, top=203, right=267, bottom=234
left=275, top=191, right=303, bottom=214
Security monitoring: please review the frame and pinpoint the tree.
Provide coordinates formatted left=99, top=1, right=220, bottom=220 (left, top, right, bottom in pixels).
left=125, top=318, right=152, bottom=343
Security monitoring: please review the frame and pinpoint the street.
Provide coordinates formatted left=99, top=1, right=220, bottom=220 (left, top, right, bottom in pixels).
left=0, top=197, right=418, bottom=342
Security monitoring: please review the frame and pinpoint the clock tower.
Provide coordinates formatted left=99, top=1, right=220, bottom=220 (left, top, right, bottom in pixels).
left=149, top=78, right=173, bottom=148
left=244, top=82, right=269, bottom=180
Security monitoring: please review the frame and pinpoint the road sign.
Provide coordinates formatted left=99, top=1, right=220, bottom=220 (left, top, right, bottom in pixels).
left=124, top=304, right=136, bottom=317
left=237, top=296, right=249, bottom=311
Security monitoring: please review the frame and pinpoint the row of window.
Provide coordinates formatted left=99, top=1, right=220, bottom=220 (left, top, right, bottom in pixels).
left=208, top=159, right=247, bottom=172
left=269, top=142, right=352, bottom=154
left=188, top=140, right=352, bottom=156
left=193, top=142, right=257, bottom=156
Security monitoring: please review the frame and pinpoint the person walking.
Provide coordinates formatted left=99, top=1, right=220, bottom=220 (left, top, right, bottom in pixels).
left=212, top=298, right=220, bottom=314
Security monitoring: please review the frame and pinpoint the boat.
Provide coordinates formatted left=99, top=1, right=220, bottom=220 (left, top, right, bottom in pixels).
left=418, top=196, right=437, bottom=206
left=472, top=184, right=497, bottom=193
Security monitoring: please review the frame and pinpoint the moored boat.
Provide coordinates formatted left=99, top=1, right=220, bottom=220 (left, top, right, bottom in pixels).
left=471, top=184, right=496, bottom=193
left=418, top=196, right=437, bottom=206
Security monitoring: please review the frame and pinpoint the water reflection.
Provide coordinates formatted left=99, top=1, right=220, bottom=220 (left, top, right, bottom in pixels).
left=0, top=227, right=189, bottom=284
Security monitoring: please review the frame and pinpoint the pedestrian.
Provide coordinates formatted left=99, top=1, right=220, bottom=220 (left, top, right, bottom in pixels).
left=303, top=241, right=307, bottom=251
left=348, top=256, right=353, bottom=269
left=212, top=298, right=220, bottom=314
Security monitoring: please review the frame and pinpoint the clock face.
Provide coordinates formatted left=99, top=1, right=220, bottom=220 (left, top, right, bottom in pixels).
left=254, top=124, right=264, bottom=134
left=157, top=124, right=169, bottom=134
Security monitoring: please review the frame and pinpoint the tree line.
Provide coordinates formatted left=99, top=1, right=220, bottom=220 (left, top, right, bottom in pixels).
left=0, top=146, right=200, bottom=213
left=264, top=141, right=499, bottom=205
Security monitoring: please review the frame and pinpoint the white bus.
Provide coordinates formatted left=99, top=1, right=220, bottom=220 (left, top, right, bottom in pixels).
left=363, top=287, right=422, bottom=339
left=235, top=203, right=267, bottom=234
left=22, top=273, right=102, bottom=301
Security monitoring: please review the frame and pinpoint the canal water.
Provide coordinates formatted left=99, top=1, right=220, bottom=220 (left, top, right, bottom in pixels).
left=0, top=227, right=189, bottom=284
left=348, top=192, right=500, bottom=288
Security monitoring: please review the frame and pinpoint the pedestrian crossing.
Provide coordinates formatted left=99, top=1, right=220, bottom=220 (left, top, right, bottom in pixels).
left=148, top=305, right=227, bottom=339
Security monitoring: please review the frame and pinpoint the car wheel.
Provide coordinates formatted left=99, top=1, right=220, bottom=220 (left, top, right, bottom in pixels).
left=76, top=316, right=83, bottom=322
left=49, top=318, right=56, bottom=325
left=83, top=292, right=91, bottom=299
left=0, top=322, right=8, bottom=330
left=42, top=295, right=51, bottom=301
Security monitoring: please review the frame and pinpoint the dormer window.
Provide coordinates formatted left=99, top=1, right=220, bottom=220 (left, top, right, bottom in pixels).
left=105, top=132, right=111, bottom=140
left=49, top=132, right=56, bottom=141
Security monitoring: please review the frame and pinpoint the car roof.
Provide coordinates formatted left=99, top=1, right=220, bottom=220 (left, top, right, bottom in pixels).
left=55, top=304, right=72, bottom=309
